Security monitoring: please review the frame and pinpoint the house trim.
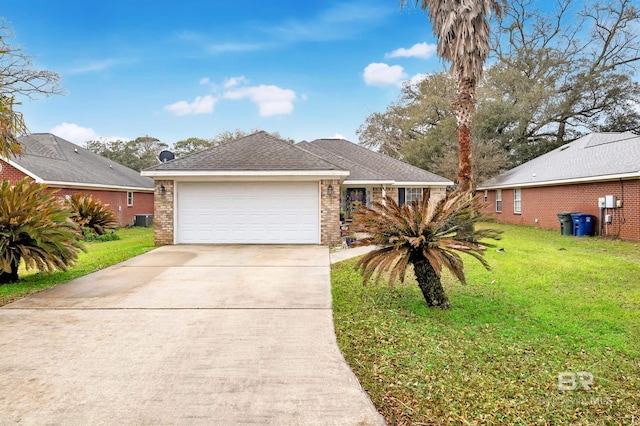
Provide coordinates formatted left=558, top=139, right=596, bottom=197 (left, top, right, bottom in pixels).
left=393, top=181, right=453, bottom=186
left=478, top=172, right=640, bottom=190
left=141, top=170, right=349, bottom=181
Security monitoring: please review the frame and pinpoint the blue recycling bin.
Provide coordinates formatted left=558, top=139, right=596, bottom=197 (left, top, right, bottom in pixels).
left=571, top=213, right=596, bottom=236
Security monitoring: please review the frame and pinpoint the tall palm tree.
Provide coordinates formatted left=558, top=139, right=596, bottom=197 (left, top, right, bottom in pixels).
left=403, top=0, right=503, bottom=191
left=352, top=190, right=500, bottom=308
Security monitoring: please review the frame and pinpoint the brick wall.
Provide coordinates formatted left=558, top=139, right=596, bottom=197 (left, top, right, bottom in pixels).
left=1, top=161, right=153, bottom=227
left=320, top=179, right=341, bottom=246
left=53, top=188, right=153, bottom=227
left=481, top=180, right=640, bottom=241
left=153, top=180, right=174, bottom=245
left=0, top=160, right=29, bottom=183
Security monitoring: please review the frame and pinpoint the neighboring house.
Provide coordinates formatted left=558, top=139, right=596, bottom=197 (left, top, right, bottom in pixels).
left=478, top=132, right=640, bottom=241
left=0, top=133, right=154, bottom=226
left=142, top=131, right=453, bottom=246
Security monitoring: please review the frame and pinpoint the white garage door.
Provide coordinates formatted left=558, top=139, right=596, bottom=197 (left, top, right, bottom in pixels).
left=177, top=181, right=320, bottom=244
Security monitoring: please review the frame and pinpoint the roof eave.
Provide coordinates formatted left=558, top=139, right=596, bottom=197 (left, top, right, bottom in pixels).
left=392, top=181, right=454, bottom=186
left=141, top=169, right=350, bottom=181
left=2, top=157, right=44, bottom=182
left=343, top=179, right=395, bottom=185
left=43, top=181, right=154, bottom=192
left=478, top=171, right=640, bottom=190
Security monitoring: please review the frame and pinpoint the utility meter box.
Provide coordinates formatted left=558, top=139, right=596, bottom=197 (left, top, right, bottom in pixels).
left=598, top=197, right=606, bottom=208
left=605, top=195, right=617, bottom=208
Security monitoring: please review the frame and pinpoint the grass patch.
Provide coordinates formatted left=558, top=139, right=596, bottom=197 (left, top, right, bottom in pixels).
left=332, top=224, right=640, bottom=425
left=1, top=227, right=154, bottom=306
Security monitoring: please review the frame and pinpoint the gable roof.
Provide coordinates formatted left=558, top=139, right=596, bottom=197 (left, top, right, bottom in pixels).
left=296, top=141, right=391, bottom=182
left=6, top=133, right=153, bottom=191
left=308, top=138, right=452, bottom=185
left=479, top=132, right=640, bottom=189
left=144, top=131, right=342, bottom=172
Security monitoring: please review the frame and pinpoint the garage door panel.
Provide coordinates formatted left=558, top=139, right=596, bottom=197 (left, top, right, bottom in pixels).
left=177, top=182, right=319, bottom=244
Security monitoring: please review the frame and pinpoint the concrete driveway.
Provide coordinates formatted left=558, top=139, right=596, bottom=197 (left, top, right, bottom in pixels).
left=0, top=245, right=385, bottom=425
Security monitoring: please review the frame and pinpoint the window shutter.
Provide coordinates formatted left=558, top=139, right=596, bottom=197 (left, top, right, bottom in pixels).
left=398, top=188, right=406, bottom=207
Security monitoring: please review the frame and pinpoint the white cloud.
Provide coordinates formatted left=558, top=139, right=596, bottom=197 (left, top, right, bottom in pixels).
left=409, top=73, right=429, bottom=86
left=386, top=42, right=437, bottom=59
left=50, top=123, right=100, bottom=144
left=331, top=133, right=346, bottom=139
left=224, top=85, right=296, bottom=116
left=223, top=76, right=250, bottom=89
left=363, top=63, right=407, bottom=87
left=164, top=95, right=218, bottom=116
left=199, top=77, right=211, bottom=85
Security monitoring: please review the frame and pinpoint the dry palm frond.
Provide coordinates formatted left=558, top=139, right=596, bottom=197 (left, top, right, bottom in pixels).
left=66, top=194, right=118, bottom=236
left=353, top=190, right=500, bottom=288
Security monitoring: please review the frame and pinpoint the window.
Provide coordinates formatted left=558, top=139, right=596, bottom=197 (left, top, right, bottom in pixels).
left=483, top=190, right=488, bottom=203
left=495, top=190, right=502, bottom=212
left=127, top=191, right=134, bottom=207
left=399, top=188, right=428, bottom=206
left=514, top=188, right=522, bottom=214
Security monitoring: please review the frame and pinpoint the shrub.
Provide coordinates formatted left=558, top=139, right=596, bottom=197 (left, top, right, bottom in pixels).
left=66, top=194, right=118, bottom=236
left=0, top=178, right=84, bottom=284
left=352, top=190, right=501, bottom=308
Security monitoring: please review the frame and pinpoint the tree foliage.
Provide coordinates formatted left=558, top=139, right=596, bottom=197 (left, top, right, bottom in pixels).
left=0, top=20, right=62, bottom=158
left=85, top=136, right=169, bottom=171
left=361, top=0, right=640, bottom=178
left=0, top=179, right=84, bottom=284
left=173, top=129, right=294, bottom=158
left=352, top=190, right=500, bottom=308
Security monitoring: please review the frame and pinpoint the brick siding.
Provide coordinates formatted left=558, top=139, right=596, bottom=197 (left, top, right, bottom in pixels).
left=1, top=160, right=153, bottom=227
left=481, top=180, right=640, bottom=241
left=153, top=180, right=174, bottom=245
left=0, top=160, right=29, bottom=183
left=320, top=179, right=341, bottom=246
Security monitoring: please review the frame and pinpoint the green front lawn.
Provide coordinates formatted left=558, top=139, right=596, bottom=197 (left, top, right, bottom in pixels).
left=0, top=227, right=154, bottom=306
left=332, top=224, right=640, bottom=425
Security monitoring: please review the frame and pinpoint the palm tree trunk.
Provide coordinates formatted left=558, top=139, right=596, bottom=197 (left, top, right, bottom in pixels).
left=0, top=258, right=20, bottom=284
left=412, top=257, right=450, bottom=309
left=453, top=75, right=475, bottom=192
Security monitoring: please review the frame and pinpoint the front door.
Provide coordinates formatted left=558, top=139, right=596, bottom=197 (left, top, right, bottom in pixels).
left=344, top=188, right=366, bottom=220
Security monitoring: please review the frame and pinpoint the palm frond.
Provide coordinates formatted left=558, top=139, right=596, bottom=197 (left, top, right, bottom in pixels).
left=352, top=189, right=501, bottom=287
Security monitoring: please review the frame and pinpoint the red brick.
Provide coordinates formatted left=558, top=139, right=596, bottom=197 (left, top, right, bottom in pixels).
left=480, top=180, right=640, bottom=241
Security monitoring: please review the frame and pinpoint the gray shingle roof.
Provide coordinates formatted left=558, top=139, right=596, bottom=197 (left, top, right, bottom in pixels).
left=12, top=133, right=153, bottom=189
left=309, top=138, right=452, bottom=184
left=146, top=131, right=340, bottom=171
left=479, top=132, right=640, bottom=189
left=296, top=141, right=391, bottom=181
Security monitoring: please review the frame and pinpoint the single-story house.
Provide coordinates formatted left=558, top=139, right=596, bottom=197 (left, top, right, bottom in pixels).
left=0, top=133, right=154, bottom=226
left=142, top=131, right=453, bottom=246
left=478, top=132, right=640, bottom=241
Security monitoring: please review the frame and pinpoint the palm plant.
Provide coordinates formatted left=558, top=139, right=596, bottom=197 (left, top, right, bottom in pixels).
left=65, top=194, right=118, bottom=236
left=0, top=178, right=84, bottom=284
left=352, top=190, right=500, bottom=308
left=402, top=0, right=503, bottom=191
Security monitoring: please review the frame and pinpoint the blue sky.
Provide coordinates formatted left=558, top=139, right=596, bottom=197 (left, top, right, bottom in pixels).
left=3, top=1, right=447, bottom=146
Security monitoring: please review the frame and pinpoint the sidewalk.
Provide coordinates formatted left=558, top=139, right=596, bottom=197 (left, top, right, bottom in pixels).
left=330, top=245, right=380, bottom=264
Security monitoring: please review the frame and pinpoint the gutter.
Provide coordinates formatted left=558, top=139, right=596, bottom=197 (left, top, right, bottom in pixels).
left=478, top=172, right=640, bottom=190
